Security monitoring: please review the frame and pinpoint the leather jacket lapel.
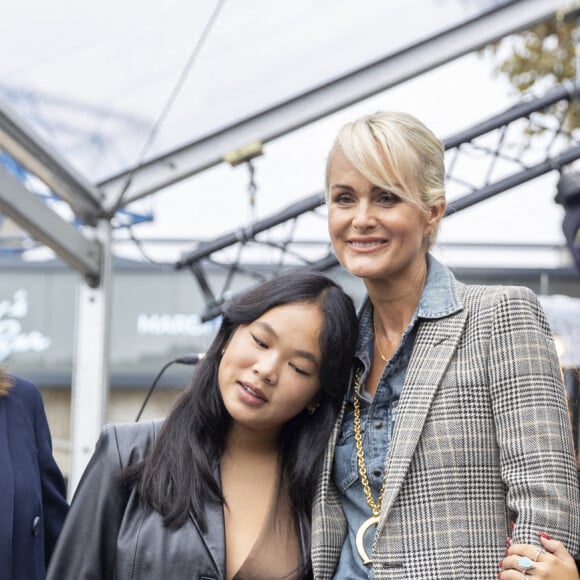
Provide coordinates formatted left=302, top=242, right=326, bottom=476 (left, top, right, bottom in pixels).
left=189, top=463, right=226, bottom=579
left=189, top=499, right=226, bottom=579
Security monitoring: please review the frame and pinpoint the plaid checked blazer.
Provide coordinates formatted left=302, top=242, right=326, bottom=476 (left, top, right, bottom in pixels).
left=311, top=282, right=580, bottom=579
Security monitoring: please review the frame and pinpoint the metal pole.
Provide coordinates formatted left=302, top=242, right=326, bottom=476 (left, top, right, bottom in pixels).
left=68, top=219, right=112, bottom=498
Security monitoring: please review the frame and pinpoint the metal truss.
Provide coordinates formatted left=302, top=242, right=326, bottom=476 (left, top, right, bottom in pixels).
left=0, top=98, right=105, bottom=285
left=176, top=81, right=580, bottom=321
left=98, top=0, right=564, bottom=209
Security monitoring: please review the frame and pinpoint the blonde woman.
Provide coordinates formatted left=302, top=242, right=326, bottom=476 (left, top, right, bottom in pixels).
left=311, top=111, right=580, bottom=579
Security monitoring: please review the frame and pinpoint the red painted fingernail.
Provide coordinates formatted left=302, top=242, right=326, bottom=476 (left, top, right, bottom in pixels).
left=540, top=532, right=552, bottom=540
left=504, top=549, right=509, bottom=556
left=498, top=561, right=503, bottom=567
left=510, top=521, right=515, bottom=530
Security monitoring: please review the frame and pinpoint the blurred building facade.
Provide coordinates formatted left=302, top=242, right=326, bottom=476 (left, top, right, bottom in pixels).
left=1, top=255, right=579, bottom=481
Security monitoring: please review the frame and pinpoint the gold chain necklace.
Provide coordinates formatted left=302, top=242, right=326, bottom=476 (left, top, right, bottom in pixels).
left=372, top=316, right=389, bottom=363
left=353, top=369, right=387, bottom=566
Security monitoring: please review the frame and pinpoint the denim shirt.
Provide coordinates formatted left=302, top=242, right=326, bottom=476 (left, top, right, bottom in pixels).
left=332, top=255, right=463, bottom=578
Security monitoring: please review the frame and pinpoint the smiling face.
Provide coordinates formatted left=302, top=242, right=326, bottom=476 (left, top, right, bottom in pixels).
left=218, top=301, right=323, bottom=437
left=327, top=148, right=440, bottom=283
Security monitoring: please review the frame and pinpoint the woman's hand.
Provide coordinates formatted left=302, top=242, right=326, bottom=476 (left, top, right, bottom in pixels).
left=500, top=534, right=579, bottom=580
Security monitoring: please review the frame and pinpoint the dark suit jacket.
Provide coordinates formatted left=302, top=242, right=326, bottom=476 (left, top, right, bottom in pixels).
left=0, top=376, right=68, bottom=580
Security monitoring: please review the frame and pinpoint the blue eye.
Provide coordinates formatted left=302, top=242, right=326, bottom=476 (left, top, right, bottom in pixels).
left=332, top=191, right=355, bottom=205
left=377, top=191, right=400, bottom=205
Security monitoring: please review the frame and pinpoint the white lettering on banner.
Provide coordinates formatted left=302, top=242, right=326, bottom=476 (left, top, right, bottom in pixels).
left=0, top=290, right=52, bottom=362
left=0, top=289, right=28, bottom=318
left=137, top=313, right=214, bottom=336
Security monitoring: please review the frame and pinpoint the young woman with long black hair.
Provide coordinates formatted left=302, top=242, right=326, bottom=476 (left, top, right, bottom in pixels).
left=47, top=272, right=358, bottom=580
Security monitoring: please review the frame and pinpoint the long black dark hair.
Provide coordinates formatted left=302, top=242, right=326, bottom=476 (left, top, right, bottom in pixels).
left=125, top=272, right=357, bottom=542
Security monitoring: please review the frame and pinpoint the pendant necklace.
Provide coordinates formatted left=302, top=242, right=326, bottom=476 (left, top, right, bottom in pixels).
left=352, top=368, right=388, bottom=566
left=372, top=316, right=390, bottom=363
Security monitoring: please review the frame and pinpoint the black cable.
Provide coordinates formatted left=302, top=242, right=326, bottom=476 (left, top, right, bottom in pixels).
left=111, top=0, right=228, bottom=214
left=124, top=223, right=174, bottom=266
left=135, top=353, right=204, bottom=422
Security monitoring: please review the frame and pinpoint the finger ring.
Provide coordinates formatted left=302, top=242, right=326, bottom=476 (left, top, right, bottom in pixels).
left=518, top=556, right=535, bottom=571
left=534, top=547, right=545, bottom=561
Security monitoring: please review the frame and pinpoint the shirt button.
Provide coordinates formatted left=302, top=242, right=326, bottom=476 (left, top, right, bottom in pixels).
left=373, top=468, right=382, bottom=477
left=374, top=421, right=383, bottom=429
left=32, top=516, right=40, bottom=536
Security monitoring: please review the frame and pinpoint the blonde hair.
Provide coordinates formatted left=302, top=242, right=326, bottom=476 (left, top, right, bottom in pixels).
left=325, top=111, right=446, bottom=244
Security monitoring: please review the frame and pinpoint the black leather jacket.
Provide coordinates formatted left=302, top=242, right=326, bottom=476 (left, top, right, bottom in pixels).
left=47, top=420, right=310, bottom=579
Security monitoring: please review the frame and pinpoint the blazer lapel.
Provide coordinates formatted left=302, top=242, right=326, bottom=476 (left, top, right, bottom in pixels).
left=377, top=309, right=468, bottom=530
left=311, top=389, right=350, bottom=578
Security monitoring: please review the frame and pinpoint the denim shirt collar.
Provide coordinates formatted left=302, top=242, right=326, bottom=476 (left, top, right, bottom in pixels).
left=354, top=254, right=463, bottom=362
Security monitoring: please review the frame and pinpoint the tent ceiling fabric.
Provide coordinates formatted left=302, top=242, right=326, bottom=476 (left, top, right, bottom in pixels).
left=1, top=0, right=524, bottom=190
left=100, top=0, right=560, bottom=208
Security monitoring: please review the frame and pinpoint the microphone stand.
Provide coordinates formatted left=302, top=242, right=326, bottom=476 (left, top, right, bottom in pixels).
left=135, top=354, right=203, bottom=422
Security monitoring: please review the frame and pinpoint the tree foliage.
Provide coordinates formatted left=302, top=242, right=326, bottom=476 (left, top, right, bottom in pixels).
left=487, top=18, right=580, bottom=131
